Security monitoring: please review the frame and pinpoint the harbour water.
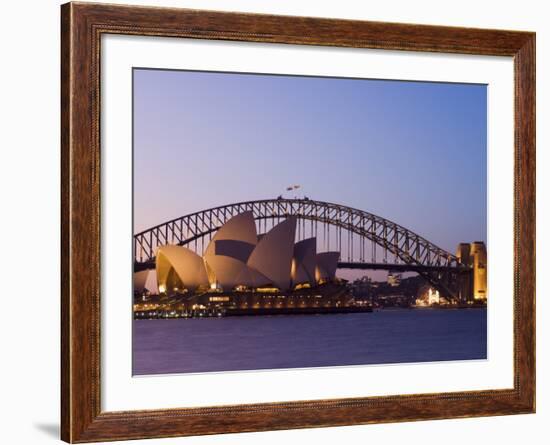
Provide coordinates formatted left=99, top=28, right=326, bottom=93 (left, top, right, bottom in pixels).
left=133, top=308, right=487, bottom=375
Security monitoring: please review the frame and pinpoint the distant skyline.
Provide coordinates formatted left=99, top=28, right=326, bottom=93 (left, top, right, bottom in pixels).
left=133, top=68, right=487, bottom=257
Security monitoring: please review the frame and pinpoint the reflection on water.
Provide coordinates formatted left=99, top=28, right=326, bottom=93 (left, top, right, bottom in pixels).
left=133, top=308, right=487, bottom=375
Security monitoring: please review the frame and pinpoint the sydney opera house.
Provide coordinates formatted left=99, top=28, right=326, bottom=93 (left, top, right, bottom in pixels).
left=134, top=212, right=363, bottom=316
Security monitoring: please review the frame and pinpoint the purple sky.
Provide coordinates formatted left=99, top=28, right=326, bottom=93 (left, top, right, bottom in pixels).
left=133, top=68, right=487, bottom=268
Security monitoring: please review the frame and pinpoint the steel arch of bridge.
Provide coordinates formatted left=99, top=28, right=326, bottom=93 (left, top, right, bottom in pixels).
left=134, top=198, right=465, bottom=297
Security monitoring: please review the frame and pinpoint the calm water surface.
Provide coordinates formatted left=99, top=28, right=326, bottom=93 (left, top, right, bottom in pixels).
left=133, top=308, right=487, bottom=375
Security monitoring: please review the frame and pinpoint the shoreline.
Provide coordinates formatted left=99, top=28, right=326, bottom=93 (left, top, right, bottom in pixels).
left=133, top=305, right=486, bottom=320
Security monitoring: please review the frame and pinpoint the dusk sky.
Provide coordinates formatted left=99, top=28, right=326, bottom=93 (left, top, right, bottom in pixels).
left=133, top=68, right=487, bottom=256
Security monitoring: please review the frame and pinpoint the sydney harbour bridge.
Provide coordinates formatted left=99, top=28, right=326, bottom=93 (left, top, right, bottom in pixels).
left=133, top=198, right=474, bottom=301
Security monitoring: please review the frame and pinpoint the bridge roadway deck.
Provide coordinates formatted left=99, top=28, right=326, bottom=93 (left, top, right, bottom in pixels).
left=134, top=260, right=468, bottom=274
left=337, top=262, right=469, bottom=273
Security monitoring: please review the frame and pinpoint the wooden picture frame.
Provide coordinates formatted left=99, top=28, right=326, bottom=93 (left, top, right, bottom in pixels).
left=61, top=2, right=535, bottom=442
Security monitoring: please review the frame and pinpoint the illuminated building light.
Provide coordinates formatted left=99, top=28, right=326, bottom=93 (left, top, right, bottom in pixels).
left=294, top=283, right=311, bottom=290
left=209, top=296, right=230, bottom=302
left=428, top=288, right=440, bottom=305
left=256, top=287, right=280, bottom=293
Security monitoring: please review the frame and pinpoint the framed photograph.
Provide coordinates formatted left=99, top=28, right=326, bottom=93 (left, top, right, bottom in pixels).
left=61, top=2, right=535, bottom=442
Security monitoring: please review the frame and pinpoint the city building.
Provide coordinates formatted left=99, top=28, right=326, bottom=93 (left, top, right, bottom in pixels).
left=154, top=212, right=340, bottom=294
left=470, top=241, right=487, bottom=301
left=414, top=285, right=449, bottom=307
left=387, top=273, right=402, bottom=287
left=455, top=241, right=488, bottom=302
left=133, top=212, right=360, bottom=315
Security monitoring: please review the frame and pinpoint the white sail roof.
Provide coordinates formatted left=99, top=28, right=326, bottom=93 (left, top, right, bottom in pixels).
left=247, top=216, right=297, bottom=291
left=133, top=270, right=149, bottom=293
left=315, top=252, right=340, bottom=281
left=204, top=211, right=257, bottom=261
left=292, top=237, right=317, bottom=285
left=156, top=245, right=209, bottom=292
left=204, top=254, right=246, bottom=290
